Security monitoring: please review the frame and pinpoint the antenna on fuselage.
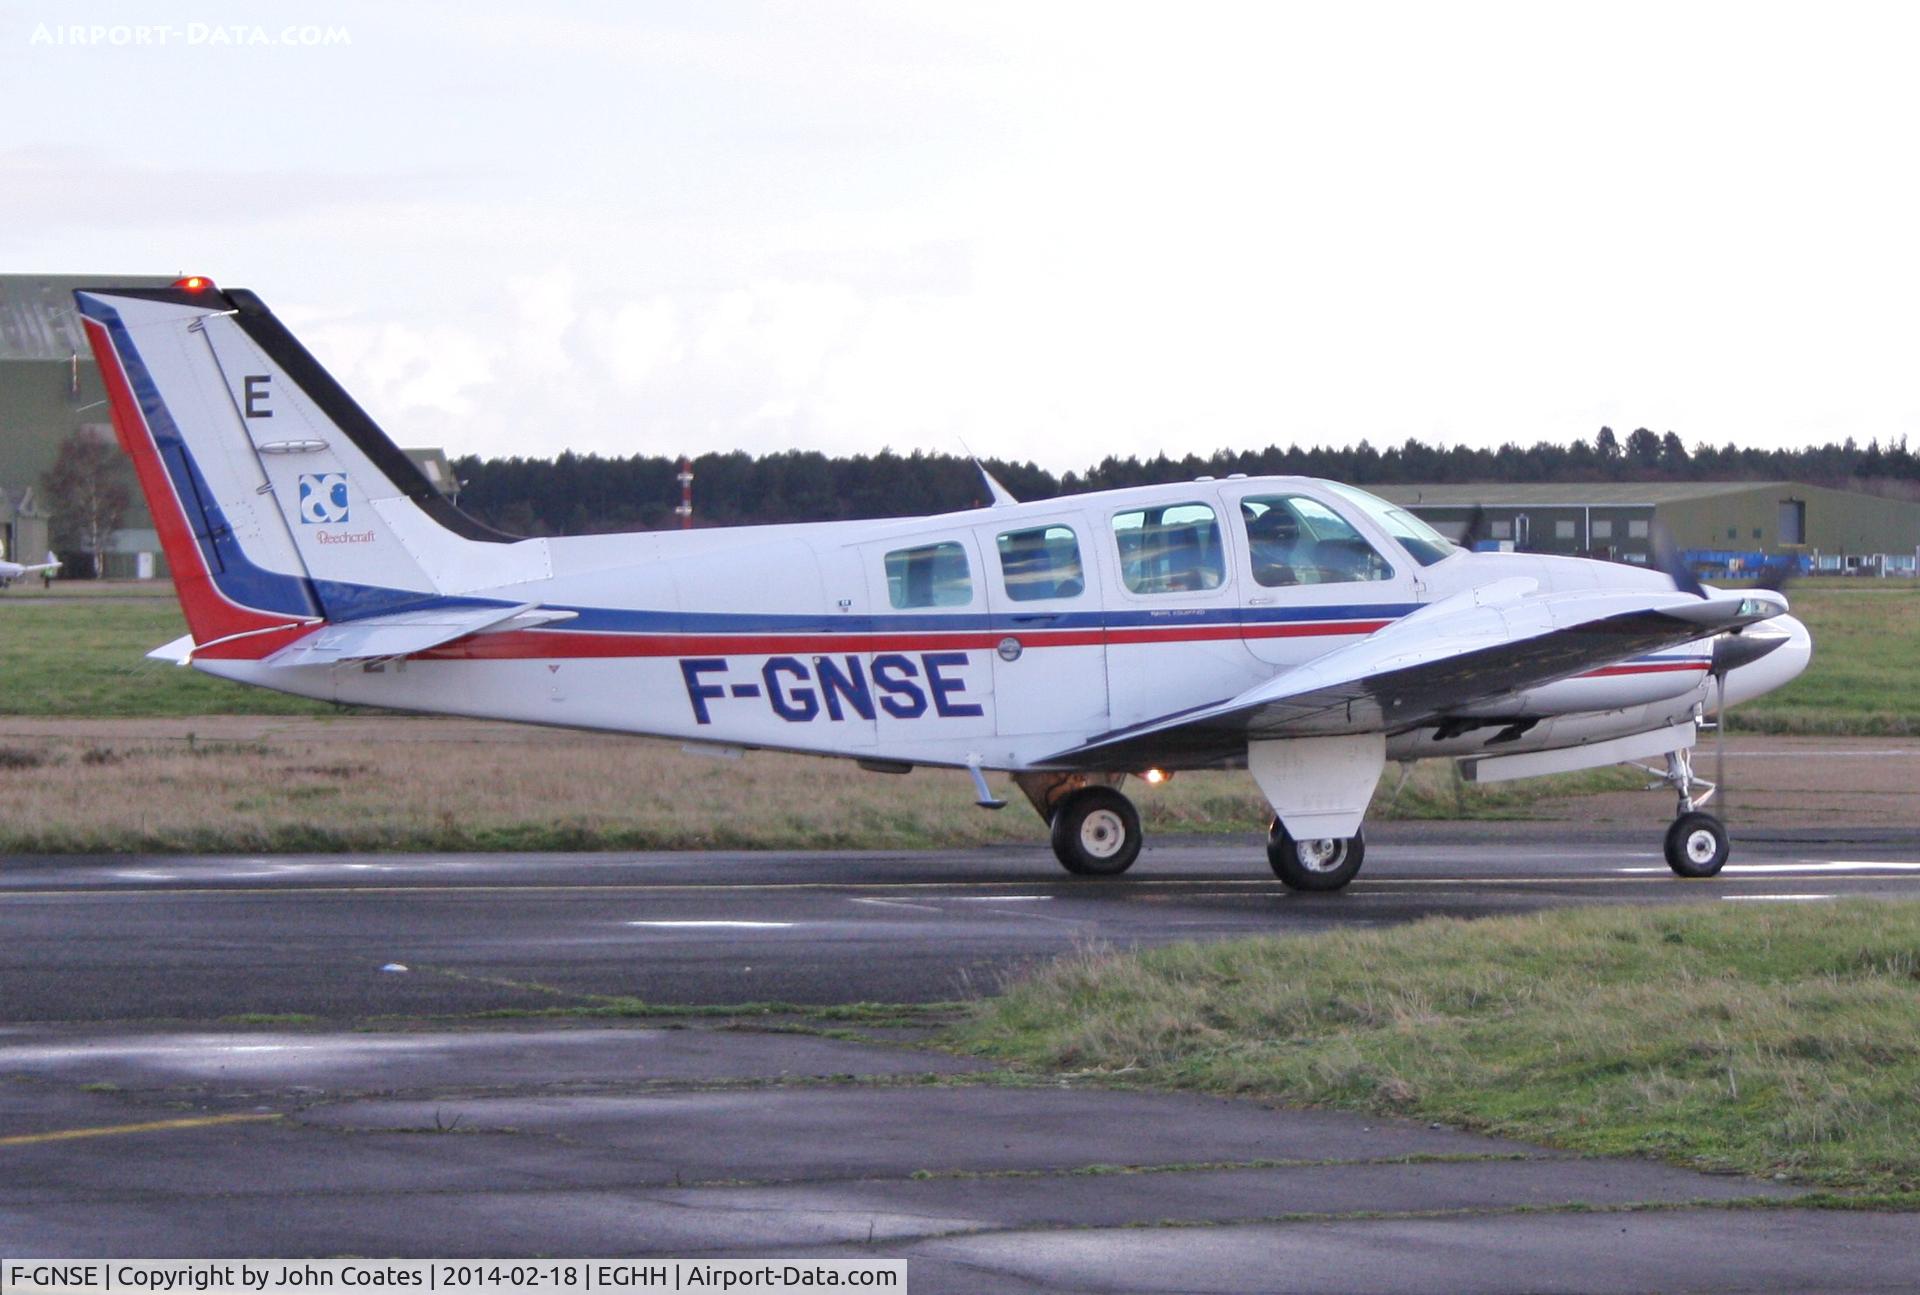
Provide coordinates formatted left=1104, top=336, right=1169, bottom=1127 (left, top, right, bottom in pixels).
left=975, top=462, right=1018, bottom=507
left=959, top=441, right=1018, bottom=507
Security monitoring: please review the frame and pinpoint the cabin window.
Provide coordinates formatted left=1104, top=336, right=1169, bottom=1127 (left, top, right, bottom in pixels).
left=885, top=541, right=972, bottom=609
left=1111, top=503, right=1225, bottom=594
left=996, top=525, right=1085, bottom=601
left=1241, top=495, right=1393, bottom=586
left=1320, top=483, right=1456, bottom=565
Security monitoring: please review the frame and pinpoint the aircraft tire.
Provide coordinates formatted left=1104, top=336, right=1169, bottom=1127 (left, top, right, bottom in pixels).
left=1268, top=819, right=1365, bottom=891
left=1664, top=811, right=1729, bottom=878
left=1049, top=787, right=1142, bottom=876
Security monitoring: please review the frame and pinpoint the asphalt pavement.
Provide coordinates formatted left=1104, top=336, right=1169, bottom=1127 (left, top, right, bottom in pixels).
left=4, top=825, right=1920, bottom=1289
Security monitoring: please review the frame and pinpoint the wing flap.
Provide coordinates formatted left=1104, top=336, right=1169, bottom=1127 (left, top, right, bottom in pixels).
left=1043, top=588, right=1786, bottom=770
left=264, top=603, right=576, bottom=668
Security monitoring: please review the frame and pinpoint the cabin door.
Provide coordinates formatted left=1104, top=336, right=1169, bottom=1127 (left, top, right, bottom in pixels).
left=977, top=514, right=1109, bottom=743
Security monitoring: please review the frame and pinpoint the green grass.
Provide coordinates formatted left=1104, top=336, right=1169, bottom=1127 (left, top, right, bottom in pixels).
left=1734, top=583, right=1920, bottom=735
left=0, top=598, right=331, bottom=717
left=0, top=723, right=1658, bottom=855
left=953, top=901, right=1920, bottom=1196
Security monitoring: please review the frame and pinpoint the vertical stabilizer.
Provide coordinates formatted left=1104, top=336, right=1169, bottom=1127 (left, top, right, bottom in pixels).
left=75, top=282, right=550, bottom=654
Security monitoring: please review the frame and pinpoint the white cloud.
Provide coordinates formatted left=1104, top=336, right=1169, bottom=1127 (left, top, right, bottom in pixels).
left=17, top=2, right=1920, bottom=471
left=590, top=297, right=684, bottom=389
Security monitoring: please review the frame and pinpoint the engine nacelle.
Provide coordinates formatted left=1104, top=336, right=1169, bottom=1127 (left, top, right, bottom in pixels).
left=1462, top=655, right=1711, bottom=719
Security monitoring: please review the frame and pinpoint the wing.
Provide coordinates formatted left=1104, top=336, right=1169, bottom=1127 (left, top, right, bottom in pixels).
left=263, top=603, right=576, bottom=668
left=1040, top=582, right=1788, bottom=770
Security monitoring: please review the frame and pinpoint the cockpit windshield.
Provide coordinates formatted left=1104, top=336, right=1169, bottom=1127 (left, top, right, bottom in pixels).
left=1321, top=483, right=1459, bottom=566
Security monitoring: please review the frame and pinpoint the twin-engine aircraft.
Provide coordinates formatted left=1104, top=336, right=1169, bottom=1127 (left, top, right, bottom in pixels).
left=77, top=279, right=1811, bottom=889
left=0, top=552, right=60, bottom=587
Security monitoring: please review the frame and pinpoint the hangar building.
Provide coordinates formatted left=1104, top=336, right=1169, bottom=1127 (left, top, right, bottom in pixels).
left=0, top=274, right=174, bottom=568
left=1378, top=481, right=1920, bottom=575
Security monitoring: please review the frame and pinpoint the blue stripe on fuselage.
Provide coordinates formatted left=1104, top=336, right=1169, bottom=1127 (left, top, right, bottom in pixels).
left=78, top=296, right=324, bottom=620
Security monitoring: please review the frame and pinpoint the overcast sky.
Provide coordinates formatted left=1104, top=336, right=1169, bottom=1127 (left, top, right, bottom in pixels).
left=9, top=2, right=1920, bottom=471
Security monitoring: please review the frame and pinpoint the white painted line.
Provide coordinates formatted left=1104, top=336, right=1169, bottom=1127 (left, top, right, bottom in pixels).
left=1729, top=750, right=1914, bottom=758
left=1615, top=862, right=1920, bottom=874
left=625, top=920, right=794, bottom=929
left=1724, top=894, right=1836, bottom=902
left=952, top=895, right=1055, bottom=903
left=849, top=897, right=943, bottom=914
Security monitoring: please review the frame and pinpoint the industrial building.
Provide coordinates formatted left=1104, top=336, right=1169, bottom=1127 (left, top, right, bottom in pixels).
left=1, top=273, right=453, bottom=578
left=0, top=484, right=50, bottom=570
left=0, top=273, right=174, bottom=570
left=1379, top=481, right=1920, bottom=576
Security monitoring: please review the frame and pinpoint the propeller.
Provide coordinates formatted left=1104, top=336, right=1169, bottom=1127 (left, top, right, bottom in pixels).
left=1749, top=556, right=1798, bottom=594
left=1458, top=504, right=1487, bottom=550
left=1702, top=623, right=1792, bottom=823
left=1651, top=522, right=1706, bottom=598
left=1710, top=624, right=1792, bottom=676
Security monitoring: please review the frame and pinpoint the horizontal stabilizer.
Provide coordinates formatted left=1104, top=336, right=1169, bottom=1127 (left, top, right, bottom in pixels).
left=13, top=553, right=62, bottom=576
left=265, top=603, right=575, bottom=668
left=147, top=634, right=196, bottom=666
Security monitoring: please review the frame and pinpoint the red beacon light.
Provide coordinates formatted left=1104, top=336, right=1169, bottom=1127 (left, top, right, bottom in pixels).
left=172, top=275, right=215, bottom=292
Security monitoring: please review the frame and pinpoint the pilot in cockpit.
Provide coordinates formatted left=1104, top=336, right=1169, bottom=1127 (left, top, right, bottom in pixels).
left=1244, top=504, right=1304, bottom=586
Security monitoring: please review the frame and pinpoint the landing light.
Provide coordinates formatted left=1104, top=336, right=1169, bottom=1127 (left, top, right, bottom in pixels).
left=172, top=275, right=214, bottom=292
left=1142, top=768, right=1171, bottom=785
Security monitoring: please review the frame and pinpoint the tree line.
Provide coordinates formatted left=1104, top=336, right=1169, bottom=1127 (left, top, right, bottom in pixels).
left=450, top=429, right=1920, bottom=536
left=30, top=425, right=1920, bottom=570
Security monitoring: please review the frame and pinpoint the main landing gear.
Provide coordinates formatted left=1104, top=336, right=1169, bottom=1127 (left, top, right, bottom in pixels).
left=1012, top=773, right=1369, bottom=890
left=1267, top=819, right=1366, bottom=891
left=1013, top=774, right=1146, bottom=877
left=1648, top=747, right=1730, bottom=878
left=1048, top=785, right=1142, bottom=876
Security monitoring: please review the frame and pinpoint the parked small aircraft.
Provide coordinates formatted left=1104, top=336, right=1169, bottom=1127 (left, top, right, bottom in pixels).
left=0, top=552, right=60, bottom=587
left=76, top=280, right=1811, bottom=888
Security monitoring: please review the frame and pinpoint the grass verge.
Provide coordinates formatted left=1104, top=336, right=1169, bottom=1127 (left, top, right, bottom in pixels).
left=0, top=598, right=330, bottom=718
left=0, top=721, right=1639, bottom=853
left=952, top=901, right=1920, bottom=1197
left=1732, top=583, right=1920, bottom=735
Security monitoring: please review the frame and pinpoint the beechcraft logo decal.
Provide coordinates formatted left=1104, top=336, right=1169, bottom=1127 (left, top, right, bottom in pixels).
left=298, top=472, right=350, bottom=525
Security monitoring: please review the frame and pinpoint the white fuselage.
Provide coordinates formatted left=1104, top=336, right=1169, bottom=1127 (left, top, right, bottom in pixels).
left=195, top=476, right=1811, bottom=773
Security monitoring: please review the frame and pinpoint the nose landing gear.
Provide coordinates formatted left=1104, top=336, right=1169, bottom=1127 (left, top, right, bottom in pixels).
left=1648, top=747, right=1729, bottom=878
left=1666, top=811, right=1730, bottom=877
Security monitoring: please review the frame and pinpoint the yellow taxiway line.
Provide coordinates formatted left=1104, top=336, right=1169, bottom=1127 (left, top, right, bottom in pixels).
left=0, top=1112, right=281, bottom=1148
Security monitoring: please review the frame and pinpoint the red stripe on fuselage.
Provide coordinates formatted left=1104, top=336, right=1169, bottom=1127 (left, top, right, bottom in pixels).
left=408, top=618, right=1394, bottom=662
left=223, top=617, right=1696, bottom=669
